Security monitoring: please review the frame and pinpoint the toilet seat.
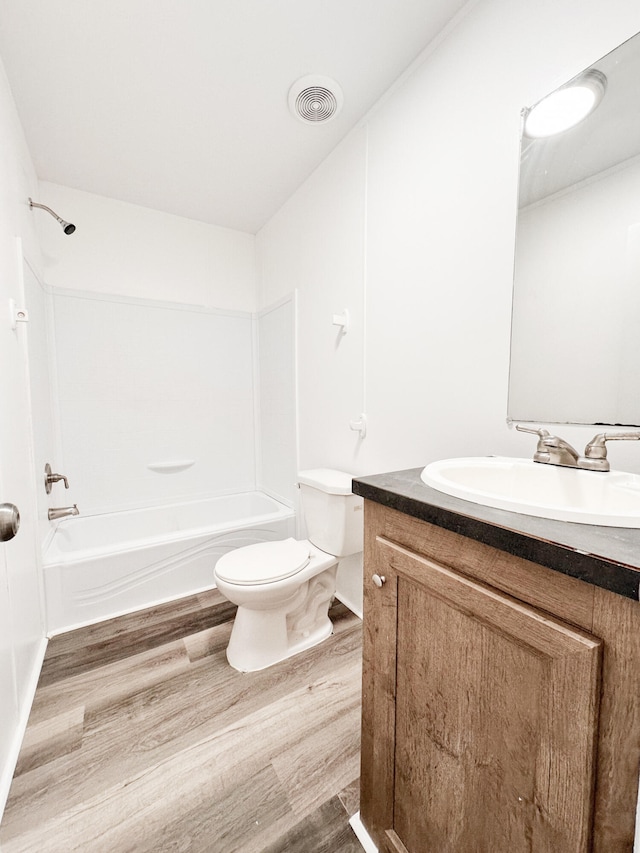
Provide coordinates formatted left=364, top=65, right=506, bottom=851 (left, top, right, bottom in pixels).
left=215, top=538, right=311, bottom=585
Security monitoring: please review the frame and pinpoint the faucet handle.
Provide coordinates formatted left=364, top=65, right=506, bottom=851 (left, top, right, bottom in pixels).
left=583, top=431, right=640, bottom=470
left=516, top=424, right=580, bottom=466
left=44, top=463, right=70, bottom=494
left=515, top=424, right=551, bottom=457
left=515, top=425, right=551, bottom=438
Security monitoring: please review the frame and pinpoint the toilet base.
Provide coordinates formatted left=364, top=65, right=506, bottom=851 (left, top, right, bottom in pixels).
left=227, top=611, right=333, bottom=672
left=225, top=565, right=338, bottom=672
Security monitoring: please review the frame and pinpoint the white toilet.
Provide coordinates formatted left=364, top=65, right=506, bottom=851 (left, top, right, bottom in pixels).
left=213, top=469, right=363, bottom=672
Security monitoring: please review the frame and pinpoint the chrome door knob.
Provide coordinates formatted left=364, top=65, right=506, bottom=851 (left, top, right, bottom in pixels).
left=0, top=503, right=20, bottom=542
left=372, top=573, right=386, bottom=588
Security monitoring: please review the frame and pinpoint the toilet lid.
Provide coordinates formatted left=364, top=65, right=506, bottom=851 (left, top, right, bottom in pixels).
left=215, top=538, right=311, bottom=585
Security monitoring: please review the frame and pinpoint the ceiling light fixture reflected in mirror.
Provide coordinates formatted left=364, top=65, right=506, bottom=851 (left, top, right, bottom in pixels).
left=524, top=70, right=607, bottom=138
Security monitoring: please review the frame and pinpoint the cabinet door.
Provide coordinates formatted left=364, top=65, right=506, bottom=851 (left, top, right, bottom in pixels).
left=361, top=536, right=602, bottom=853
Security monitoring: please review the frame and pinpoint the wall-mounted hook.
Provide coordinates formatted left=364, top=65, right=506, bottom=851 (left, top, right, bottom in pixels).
left=9, top=299, right=29, bottom=330
left=332, top=309, right=350, bottom=334
left=349, top=413, right=367, bottom=439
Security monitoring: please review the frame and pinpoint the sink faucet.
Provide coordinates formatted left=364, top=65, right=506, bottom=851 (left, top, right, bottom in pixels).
left=516, top=425, right=640, bottom=471
left=48, top=504, right=79, bottom=521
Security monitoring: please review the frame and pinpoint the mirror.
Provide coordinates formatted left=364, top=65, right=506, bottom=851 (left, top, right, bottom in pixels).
left=508, top=31, right=640, bottom=426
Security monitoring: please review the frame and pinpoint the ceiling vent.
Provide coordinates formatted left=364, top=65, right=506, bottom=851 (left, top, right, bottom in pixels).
left=288, top=75, right=344, bottom=124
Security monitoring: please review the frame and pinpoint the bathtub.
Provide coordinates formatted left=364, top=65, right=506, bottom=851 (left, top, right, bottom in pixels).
left=43, top=492, right=296, bottom=634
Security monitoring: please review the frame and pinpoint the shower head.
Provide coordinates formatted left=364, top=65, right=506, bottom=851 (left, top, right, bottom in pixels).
left=29, top=198, right=76, bottom=234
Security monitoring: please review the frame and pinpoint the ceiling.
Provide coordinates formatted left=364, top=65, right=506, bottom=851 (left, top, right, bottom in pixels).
left=0, top=0, right=468, bottom=234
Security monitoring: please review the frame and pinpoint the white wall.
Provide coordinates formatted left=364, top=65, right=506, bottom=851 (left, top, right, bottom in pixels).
left=36, top=182, right=256, bottom=311
left=257, top=129, right=367, bottom=474
left=257, top=0, right=640, bottom=479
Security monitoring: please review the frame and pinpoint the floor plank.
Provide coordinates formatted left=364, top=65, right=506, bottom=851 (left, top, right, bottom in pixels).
left=38, top=591, right=236, bottom=686
left=261, top=796, right=364, bottom=853
left=0, top=591, right=362, bottom=852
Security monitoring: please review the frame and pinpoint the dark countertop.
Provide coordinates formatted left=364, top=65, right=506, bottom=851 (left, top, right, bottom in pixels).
left=352, top=467, right=640, bottom=601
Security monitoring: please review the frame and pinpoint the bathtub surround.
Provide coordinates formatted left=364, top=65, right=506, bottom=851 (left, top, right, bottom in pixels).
left=45, top=285, right=297, bottom=517
left=52, top=289, right=258, bottom=514
left=22, top=260, right=59, bottom=545
left=256, top=295, right=297, bottom=506
left=0, top=590, right=362, bottom=852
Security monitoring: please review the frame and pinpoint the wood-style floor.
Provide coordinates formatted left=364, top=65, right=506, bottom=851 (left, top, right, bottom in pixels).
left=0, top=590, right=363, bottom=852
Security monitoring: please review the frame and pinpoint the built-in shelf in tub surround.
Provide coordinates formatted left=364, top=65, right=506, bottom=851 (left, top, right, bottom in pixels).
left=147, top=460, right=195, bottom=474
left=352, top=467, right=640, bottom=600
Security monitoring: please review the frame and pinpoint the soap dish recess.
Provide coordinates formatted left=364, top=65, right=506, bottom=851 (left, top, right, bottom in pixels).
left=147, top=460, right=195, bottom=474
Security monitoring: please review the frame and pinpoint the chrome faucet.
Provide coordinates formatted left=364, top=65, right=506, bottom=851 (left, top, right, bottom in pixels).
left=48, top=505, right=79, bottom=521
left=516, top=425, right=640, bottom=471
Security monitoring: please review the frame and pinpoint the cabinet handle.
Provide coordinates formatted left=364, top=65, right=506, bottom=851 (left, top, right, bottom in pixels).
left=372, top=573, right=386, bottom=588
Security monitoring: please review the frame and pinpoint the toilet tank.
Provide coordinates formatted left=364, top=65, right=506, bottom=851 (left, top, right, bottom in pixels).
left=297, top=469, right=363, bottom=557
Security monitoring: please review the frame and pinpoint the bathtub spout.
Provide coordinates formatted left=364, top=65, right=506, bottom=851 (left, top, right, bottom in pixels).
left=48, top=505, right=79, bottom=521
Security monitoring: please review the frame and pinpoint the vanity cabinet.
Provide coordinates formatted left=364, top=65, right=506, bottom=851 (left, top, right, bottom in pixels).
left=359, top=501, right=640, bottom=853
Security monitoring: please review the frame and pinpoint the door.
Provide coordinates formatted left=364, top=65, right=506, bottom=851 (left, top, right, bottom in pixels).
left=361, top=535, right=602, bottom=853
left=0, top=241, right=45, bottom=807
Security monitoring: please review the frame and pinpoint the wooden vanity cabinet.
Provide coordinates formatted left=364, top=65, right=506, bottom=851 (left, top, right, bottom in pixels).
left=359, top=501, right=640, bottom=853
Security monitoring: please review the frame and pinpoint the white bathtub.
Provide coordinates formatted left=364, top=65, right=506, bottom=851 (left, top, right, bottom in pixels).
left=43, top=492, right=296, bottom=634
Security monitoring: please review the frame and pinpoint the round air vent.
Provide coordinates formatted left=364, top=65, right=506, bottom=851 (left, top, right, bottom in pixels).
left=288, top=75, right=344, bottom=125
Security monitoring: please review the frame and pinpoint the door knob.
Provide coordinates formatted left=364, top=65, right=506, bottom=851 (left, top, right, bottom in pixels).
left=0, top=503, right=20, bottom=542
left=372, top=573, right=386, bottom=588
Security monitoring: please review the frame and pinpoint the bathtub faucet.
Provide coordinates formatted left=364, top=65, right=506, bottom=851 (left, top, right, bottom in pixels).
left=48, top=505, right=80, bottom=521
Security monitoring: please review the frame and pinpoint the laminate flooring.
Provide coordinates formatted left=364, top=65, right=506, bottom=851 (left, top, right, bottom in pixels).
left=0, top=590, right=363, bottom=853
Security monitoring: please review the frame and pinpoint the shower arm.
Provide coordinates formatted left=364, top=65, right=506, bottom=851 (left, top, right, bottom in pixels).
left=28, top=198, right=76, bottom=234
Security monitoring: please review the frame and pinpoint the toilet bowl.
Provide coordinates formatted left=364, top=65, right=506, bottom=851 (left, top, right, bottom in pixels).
left=213, top=469, right=363, bottom=672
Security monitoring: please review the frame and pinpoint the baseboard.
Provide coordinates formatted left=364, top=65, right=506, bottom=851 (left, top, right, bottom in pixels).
left=349, top=811, right=378, bottom=853
left=0, top=636, right=48, bottom=821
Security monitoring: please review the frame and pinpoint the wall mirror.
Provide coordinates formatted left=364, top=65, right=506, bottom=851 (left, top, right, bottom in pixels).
left=508, top=30, right=640, bottom=426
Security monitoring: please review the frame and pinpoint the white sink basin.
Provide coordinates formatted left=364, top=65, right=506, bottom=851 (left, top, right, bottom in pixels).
left=421, top=457, right=640, bottom=527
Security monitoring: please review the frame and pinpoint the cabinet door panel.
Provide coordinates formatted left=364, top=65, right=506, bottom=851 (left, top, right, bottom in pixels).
left=378, top=537, right=602, bottom=853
